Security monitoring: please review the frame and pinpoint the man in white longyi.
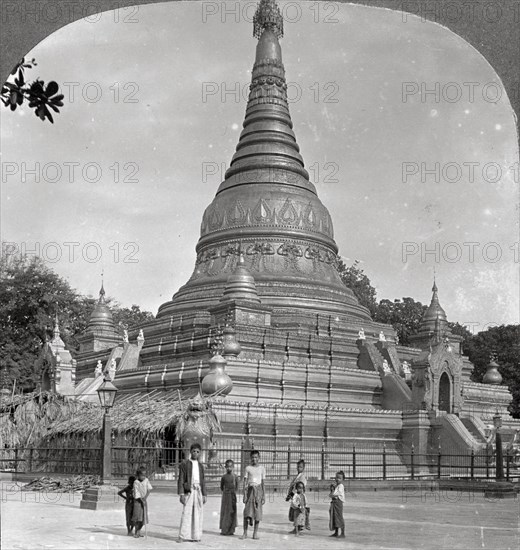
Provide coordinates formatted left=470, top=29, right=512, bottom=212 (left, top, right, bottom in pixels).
left=177, top=443, right=207, bottom=542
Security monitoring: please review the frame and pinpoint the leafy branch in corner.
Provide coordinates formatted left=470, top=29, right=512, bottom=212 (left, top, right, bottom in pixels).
left=1, top=58, right=64, bottom=123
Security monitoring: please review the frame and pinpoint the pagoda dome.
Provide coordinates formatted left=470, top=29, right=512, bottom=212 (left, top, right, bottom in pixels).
left=420, top=280, right=448, bottom=333
left=221, top=255, right=261, bottom=303
left=88, top=284, right=116, bottom=335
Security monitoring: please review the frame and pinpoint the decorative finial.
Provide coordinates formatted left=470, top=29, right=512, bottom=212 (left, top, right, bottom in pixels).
left=53, top=306, right=60, bottom=338
left=253, top=0, right=283, bottom=40
left=97, top=269, right=106, bottom=303
left=432, top=267, right=438, bottom=293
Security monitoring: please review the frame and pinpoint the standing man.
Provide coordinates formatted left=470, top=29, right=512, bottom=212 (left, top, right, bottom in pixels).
left=177, top=443, right=207, bottom=542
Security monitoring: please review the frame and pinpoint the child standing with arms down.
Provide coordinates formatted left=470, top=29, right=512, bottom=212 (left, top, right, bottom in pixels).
left=117, top=475, right=136, bottom=535
left=241, top=450, right=265, bottom=540
left=219, top=459, right=239, bottom=536
left=289, top=481, right=307, bottom=536
left=329, top=471, right=345, bottom=538
left=132, top=468, right=153, bottom=538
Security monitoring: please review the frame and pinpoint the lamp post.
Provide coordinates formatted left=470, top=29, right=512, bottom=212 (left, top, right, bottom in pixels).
left=493, top=410, right=504, bottom=481
left=97, top=379, right=118, bottom=483
left=484, top=408, right=515, bottom=499
left=80, top=378, right=120, bottom=510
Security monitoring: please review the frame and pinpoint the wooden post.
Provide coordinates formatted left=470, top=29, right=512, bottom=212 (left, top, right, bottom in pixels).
left=437, top=447, right=442, bottom=479
left=382, top=444, right=387, bottom=481
left=28, top=448, right=33, bottom=473
left=410, top=445, right=415, bottom=480
left=352, top=445, right=356, bottom=480
left=506, top=450, right=510, bottom=482
left=470, top=449, right=475, bottom=480
left=14, top=448, right=19, bottom=474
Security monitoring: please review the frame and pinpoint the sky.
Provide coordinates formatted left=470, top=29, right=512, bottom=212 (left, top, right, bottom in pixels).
left=1, top=1, right=518, bottom=332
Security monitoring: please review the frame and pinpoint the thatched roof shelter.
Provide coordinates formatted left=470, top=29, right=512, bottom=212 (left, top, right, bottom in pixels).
left=0, top=388, right=222, bottom=448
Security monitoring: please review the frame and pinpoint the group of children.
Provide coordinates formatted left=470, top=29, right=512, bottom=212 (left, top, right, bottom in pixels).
left=118, top=444, right=346, bottom=541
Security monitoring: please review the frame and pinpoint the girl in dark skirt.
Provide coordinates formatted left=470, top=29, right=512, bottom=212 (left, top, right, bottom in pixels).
left=117, top=475, right=136, bottom=535
left=329, top=471, right=345, bottom=538
left=219, top=459, right=238, bottom=535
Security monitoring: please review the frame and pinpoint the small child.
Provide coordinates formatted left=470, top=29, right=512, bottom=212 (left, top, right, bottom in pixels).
left=117, top=475, right=136, bottom=535
left=286, top=459, right=310, bottom=532
left=241, top=450, right=265, bottom=540
left=219, top=459, right=238, bottom=536
left=329, top=471, right=345, bottom=538
left=290, top=481, right=307, bottom=536
left=132, top=467, right=153, bottom=538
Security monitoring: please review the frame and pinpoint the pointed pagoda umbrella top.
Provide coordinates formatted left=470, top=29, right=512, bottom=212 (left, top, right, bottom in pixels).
left=253, top=0, right=284, bottom=39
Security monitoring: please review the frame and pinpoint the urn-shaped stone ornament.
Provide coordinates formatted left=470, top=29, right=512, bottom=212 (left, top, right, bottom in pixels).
left=201, top=354, right=233, bottom=396
left=222, top=325, right=242, bottom=358
left=483, top=358, right=502, bottom=385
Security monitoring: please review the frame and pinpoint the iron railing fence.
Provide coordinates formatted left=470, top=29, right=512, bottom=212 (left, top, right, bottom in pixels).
left=1, top=441, right=517, bottom=482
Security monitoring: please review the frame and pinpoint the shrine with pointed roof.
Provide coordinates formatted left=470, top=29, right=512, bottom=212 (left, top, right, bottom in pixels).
left=66, top=0, right=518, bottom=466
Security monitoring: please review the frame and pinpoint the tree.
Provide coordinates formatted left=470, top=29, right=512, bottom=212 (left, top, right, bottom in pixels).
left=374, top=297, right=427, bottom=346
left=464, top=325, right=520, bottom=418
left=0, top=255, right=84, bottom=389
left=1, top=58, right=63, bottom=123
left=337, top=258, right=377, bottom=316
left=112, top=303, right=155, bottom=330
left=0, top=255, right=154, bottom=391
left=447, top=322, right=473, bottom=353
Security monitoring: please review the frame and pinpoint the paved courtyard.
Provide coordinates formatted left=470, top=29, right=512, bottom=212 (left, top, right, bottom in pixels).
left=1, top=483, right=518, bottom=549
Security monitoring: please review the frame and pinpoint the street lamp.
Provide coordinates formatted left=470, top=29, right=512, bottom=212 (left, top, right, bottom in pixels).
left=80, top=377, right=120, bottom=510
left=97, top=379, right=118, bottom=483
left=493, top=410, right=504, bottom=480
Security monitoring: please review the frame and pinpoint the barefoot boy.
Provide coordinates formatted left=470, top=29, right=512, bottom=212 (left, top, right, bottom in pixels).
left=329, top=470, right=345, bottom=538
left=241, top=450, right=265, bottom=540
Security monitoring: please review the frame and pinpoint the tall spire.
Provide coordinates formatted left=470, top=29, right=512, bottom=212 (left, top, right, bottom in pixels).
left=157, top=0, right=370, bottom=322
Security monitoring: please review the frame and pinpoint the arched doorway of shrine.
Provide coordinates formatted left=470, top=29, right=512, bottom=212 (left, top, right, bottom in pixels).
left=438, top=372, right=452, bottom=413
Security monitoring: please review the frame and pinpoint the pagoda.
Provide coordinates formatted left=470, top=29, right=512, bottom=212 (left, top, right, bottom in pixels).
left=73, top=0, right=518, bottom=464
